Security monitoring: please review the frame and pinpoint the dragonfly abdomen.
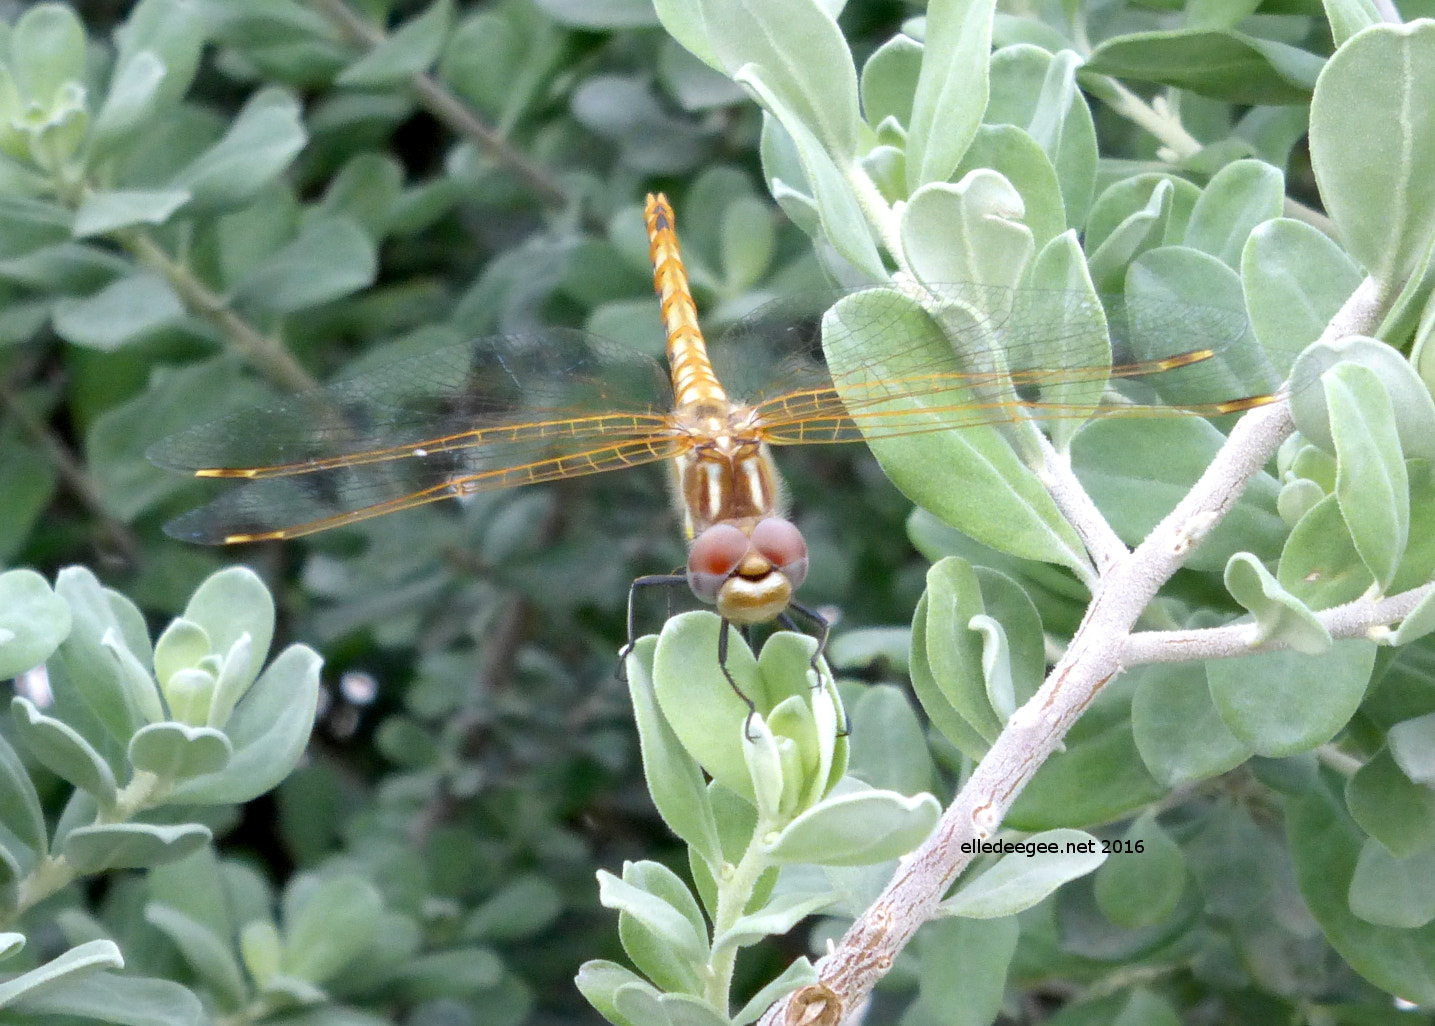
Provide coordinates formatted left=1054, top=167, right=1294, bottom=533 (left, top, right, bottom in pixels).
left=645, top=193, right=727, bottom=407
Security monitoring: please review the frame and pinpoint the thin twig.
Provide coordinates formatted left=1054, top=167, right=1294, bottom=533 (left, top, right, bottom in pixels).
left=1371, top=0, right=1402, bottom=22
left=120, top=230, right=316, bottom=392
left=0, top=378, right=140, bottom=561
left=306, top=0, right=571, bottom=210
left=1122, top=582, right=1435, bottom=664
left=1035, top=434, right=1127, bottom=576
left=1082, top=75, right=1338, bottom=239
left=1282, top=196, right=1338, bottom=238
left=408, top=76, right=571, bottom=210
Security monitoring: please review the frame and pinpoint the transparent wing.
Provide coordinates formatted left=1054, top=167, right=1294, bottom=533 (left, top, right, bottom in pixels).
left=150, top=330, right=681, bottom=543
left=153, top=284, right=1306, bottom=544
left=706, top=283, right=1297, bottom=445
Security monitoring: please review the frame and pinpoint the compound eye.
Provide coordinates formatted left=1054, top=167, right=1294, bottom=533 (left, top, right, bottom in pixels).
left=686, top=523, right=751, bottom=603
left=751, top=517, right=808, bottom=590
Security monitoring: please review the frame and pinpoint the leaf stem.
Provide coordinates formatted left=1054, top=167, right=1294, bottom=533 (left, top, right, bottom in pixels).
left=8, top=854, right=75, bottom=925
left=1086, top=76, right=1204, bottom=160
left=3, top=770, right=174, bottom=926
left=108, top=769, right=167, bottom=822
left=844, top=164, right=908, bottom=276
left=1034, top=435, right=1119, bottom=583
left=707, top=820, right=776, bottom=1012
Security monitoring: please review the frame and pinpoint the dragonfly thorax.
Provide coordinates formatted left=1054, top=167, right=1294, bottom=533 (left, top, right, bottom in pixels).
left=672, top=422, right=778, bottom=538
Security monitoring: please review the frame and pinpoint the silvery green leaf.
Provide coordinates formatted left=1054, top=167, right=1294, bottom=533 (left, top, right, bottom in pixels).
left=151, top=618, right=210, bottom=687
left=144, top=903, right=248, bottom=1011
left=732, top=957, right=817, bottom=1026
left=711, top=892, right=836, bottom=957
left=597, top=869, right=708, bottom=965
left=575, top=959, right=649, bottom=1026
left=768, top=784, right=940, bottom=865
left=51, top=273, right=186, bottom=350
left=101, top=628, right=165, bottom=725
left=743, top=713, right=787, bottom=824
left=739, top=67, right=883, bottom=278
left=1323, top=362, right=1410, bottom=588
left=1309, top=22, right=1435, bottom=290
left=207, top=633, right=254, bottom=728
left=1224, top=553, right=1331, bottom=654
left=89, top=50, right=166, bottom=156
left=240, top=920, right=282, bottom=989
left=0, top=939, right=122, bottom=1009
left=0, top=569, right=70, bottom=679
left=0, top=727, right=45, bottom=857
left=11, top=697, right=117, bottom=808
left=181, top=568, right=274, bottom=691
left=905, top=0, right=996, bottom=190
left=625, top=636, right=722, bottom=864
left=281, top=875, right=383, bottom=985
left=168, top=88, right=306, bottom=213
left=163, top=667, right=216, bottom=726
left=129, top=723, right=232, bottom=782
left=168, top=644, right=322, bottom=805
left=337, top=0, right=452, bottom=87
left=63, top=822, right=211, bottom=873
left=72, top=189, right=191, bottom=237
left=940, top=828, right=1104, bottom=917
left=1391, top=588, right=1435, bottom=645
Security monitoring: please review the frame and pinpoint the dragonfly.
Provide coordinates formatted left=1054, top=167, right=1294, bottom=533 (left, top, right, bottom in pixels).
left=150, top=194, right=1291, bottom=679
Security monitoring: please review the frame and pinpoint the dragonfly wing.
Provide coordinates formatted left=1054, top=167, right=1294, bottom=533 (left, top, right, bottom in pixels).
left=148, top=329, right=674, bottom=474
left=164, top=433, right=685, bottom=543
left=713, top=283, right=1289, bottom=444
left=151, top=329, right=682, bottom=542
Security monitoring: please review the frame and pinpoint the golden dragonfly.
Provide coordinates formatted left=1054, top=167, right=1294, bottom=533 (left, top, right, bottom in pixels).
left=151, top=194, right=1289, bottom=662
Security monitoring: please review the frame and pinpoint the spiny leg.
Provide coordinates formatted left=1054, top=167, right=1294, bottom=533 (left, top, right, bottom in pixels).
left=617, top=573, right=689, bottom=680
left=781, top=601, right=832, bottom=679
left=779, top=602, right=848, bottom=736
left=717, top=618, right=759, bottom=740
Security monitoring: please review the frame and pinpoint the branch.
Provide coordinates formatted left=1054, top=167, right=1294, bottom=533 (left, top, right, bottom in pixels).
left=761, top=397, right=1297, bottom=1026
left=0, top=378, right=140, bottom=561
left=306, top=0, right=572, bottom=211
left=762, top=277, right=1394, bottom=1025
left=1123, top=582, right=1435, bottom=664
left=120, top=229, right=317, bottom=393
left=1372, top=0, right=1403, bottom=22
left=1035, top=433, right=1127, bottom=577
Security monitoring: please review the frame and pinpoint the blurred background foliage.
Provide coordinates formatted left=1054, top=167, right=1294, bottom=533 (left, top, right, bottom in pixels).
left=3, top=0, right=1435, bottom=1024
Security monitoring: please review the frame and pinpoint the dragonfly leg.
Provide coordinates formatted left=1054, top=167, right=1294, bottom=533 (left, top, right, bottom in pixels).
left=779, top=603, right=849, bottom=737
left=617, top=573, right=689, bottom=680
left=717, top=618, right=759, bottom=740
left=781, top=601, right=832, bottom=678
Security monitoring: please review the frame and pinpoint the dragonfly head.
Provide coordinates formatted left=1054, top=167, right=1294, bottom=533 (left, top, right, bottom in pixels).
left=686, top=518, right=809, bottom=626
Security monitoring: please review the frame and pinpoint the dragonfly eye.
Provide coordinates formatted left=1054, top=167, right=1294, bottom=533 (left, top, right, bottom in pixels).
left=687, top=523, right=751, bottom=603
left=751, top=517, right=808, bottom=589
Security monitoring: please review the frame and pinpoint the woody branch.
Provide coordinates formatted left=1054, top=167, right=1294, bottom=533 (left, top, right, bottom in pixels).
left=760, top=279, right=1391, bottom=1025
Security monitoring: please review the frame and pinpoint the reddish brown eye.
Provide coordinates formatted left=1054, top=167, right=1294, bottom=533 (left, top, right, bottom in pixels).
left=751, top=517, right=808, bottom=590
left=686, top=524, right=751, bottom=603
